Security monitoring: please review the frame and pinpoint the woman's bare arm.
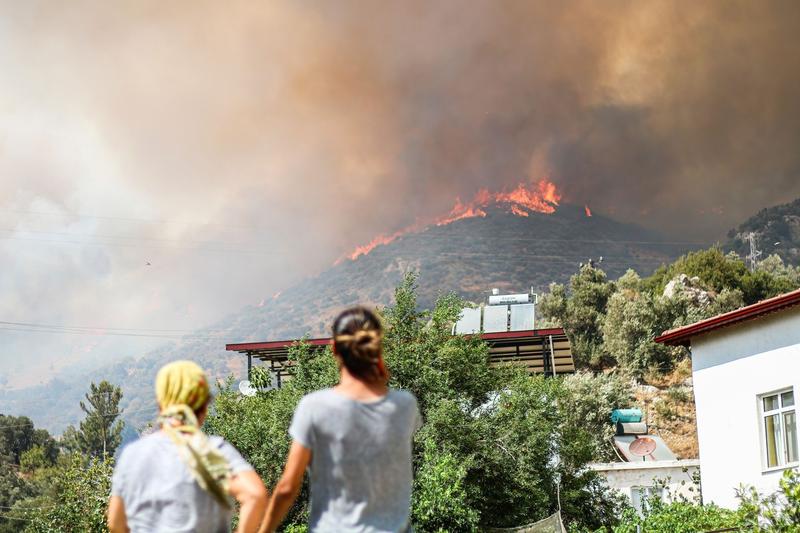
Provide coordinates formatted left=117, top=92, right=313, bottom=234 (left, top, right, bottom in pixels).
left=107, top=496, right=129, bottom=533
left=229, top=470, right=269, bottom=533
left=259, top=441, right=312, bottom=533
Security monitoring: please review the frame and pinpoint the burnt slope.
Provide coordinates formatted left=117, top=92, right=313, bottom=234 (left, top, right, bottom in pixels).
left=0, top=204, right=693, bottom=433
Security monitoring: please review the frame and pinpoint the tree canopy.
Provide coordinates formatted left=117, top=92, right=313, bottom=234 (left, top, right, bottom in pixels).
left=63, top=380, right=124, bottom=458
left=538, top=247, right=800, bottom=377
left=206, top=272, right=625, bottom=531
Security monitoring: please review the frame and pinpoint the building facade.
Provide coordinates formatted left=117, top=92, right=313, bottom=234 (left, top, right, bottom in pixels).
left=590, top=460, right=700, bottom=513
left=656, top=290, right=800, bottom=509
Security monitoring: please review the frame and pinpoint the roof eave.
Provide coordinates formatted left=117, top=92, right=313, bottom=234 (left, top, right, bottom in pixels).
left=654, top=288, right=800, bottom=347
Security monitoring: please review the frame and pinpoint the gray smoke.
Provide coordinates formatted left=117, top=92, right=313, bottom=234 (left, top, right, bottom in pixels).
left=1, top=0, right=799, bottom=383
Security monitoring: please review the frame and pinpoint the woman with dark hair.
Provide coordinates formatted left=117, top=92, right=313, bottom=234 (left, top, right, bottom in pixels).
left=260, top=307, right=421, bottom=533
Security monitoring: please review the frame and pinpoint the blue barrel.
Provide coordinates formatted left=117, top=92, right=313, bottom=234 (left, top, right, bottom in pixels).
left=611, top=408, right=643, bottom=424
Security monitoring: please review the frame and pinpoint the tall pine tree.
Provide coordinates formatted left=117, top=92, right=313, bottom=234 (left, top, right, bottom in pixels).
left=65, top=380, right=124, bottom=458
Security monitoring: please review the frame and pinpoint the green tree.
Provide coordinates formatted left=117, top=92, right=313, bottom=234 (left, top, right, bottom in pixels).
left=0, top=415, right=57, bottom=465
left=610, top=500, right=740, bottom=533
left=207, top=272, right=624, bottom=531
left=0, top=415, right=59, bottom=533
left=65, top=380, right=124, bottom=458
left=0, top=462, right=35, bottom=532
left=737, top=468, right=800, bottom=531
left=644, top=247, right=800, bottom=305
left=602, top=268, right=746, bottom=378
left=539, top=265, right=616, bottom=368
left=22, top=454, right=114, bottom=533
left=561, top=371, right=635, bottom=460
left=602, top=284, right=685, bottom=377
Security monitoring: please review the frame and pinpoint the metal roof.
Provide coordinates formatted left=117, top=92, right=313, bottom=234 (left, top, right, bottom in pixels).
left=227, top=327, right=574, bottom=381
left=655, top=288, right=800, bottom=347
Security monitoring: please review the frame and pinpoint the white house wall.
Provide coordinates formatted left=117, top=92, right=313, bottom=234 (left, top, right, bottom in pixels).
left=590, top=460, right=700, bottom=509
left=692, top=307, right=800, bottom=509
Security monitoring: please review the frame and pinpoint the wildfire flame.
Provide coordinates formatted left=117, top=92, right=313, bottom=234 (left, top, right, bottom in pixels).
left=338, top=229, right=409, bottom=263
left=336, top=178, right=562, bottom=264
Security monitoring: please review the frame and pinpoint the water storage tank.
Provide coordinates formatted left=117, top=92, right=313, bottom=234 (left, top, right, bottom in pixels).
left=611, top=408, right=643, bottom=424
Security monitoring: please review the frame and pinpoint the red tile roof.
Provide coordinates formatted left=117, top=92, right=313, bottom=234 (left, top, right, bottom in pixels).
left=655, top=288, right=800, bottom=346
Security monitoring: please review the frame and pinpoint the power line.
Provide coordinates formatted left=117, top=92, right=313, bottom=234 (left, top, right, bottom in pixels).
left=0, top=326, right=226, bottom=340
left=0, top=233, right=284, bottom=256
left=0, top=207, right=259, bottom=232
left=0, top=227, right=254, bottom=247
left=745, top=232, right=762, bottom=271
left=0, top=319, right=225, bottom=333
left=0, top=407, right=158, bottom=431
left=419, top=235, right=715, bottom=246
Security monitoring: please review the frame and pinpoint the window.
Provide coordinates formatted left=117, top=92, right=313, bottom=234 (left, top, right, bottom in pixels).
left=760, top=388, right=798, bottom=469
left=630, top=486, right=664, bottom=514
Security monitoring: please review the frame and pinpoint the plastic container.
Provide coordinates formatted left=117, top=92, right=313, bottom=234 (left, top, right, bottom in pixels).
left=611, top=408, right=643, bottom=424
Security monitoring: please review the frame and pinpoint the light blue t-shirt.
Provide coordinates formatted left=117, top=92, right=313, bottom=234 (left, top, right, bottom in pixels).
left=111, top=431, right=253, bottom=533
left=290, top=388, right=421, bottom=533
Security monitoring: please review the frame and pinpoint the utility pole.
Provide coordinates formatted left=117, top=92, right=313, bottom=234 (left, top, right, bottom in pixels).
left=745, top=232, right=762, bottom=272
left=102, top=391, right=110, bottom=459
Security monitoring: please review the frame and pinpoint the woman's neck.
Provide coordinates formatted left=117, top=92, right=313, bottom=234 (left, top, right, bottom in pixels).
left=334, top=369, right=388, bottom=401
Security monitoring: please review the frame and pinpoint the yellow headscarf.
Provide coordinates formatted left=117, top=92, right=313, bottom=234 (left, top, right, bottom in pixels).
left=155, top=361, right=232, bottom=509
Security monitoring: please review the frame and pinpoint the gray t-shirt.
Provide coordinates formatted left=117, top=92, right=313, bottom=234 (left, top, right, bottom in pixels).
left=111, top=431, right=253, bottom=533
left=290, top=388, right=421, bottom=533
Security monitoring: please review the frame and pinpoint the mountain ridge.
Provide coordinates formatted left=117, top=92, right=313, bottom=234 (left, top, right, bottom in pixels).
left=0, top=203, right=697, bottom=434
left=726, top=197, right=800, bottom=264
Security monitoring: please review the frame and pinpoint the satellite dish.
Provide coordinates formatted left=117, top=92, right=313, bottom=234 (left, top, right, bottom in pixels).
left=629, top=437, right=657, bottom=461
left=238, top=380, right=257, bottom=397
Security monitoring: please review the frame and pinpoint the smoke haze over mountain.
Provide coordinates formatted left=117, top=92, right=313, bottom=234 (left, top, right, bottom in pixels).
left=2, top=1, right=800, bottom=385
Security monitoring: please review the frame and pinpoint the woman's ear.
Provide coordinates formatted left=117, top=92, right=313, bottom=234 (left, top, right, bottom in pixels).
left=196, top=402, right=210, bottom=426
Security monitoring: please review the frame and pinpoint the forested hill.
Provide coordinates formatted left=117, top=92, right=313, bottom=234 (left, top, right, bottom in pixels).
left=727, top=197, right=800, bottom=264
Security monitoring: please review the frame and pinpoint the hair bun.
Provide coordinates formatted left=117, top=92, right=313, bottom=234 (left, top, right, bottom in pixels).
left=352, top=330, right=380, bottom=362
left=332, top=306, right=386, bottom=382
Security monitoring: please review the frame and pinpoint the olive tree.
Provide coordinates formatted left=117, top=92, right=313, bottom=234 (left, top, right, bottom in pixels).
left=208, top=273, right=624, bottom=531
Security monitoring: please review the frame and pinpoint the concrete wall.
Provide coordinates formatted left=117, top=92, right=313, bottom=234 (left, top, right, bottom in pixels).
left=692, top=307, right=800, bottom=509
left=590, top=460, right=700, bottom=512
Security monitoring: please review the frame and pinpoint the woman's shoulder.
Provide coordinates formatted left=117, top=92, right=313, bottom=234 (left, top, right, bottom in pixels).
left=299, top=387, right=337, bottom=405
left=292, top=388, right=340, bottom=416
left=115, top=431, right=169, bottom=465
left=388, top=388, right=418, bottom=406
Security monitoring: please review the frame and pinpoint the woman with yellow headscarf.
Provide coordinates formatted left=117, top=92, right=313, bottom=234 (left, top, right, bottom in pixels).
left=108, top=360, right=268, bottom=533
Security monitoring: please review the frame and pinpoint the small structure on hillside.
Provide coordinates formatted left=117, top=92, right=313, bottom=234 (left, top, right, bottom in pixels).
left=226, top=288, right=575, bottom=385
left=656, top=288, right=800, bottom=509
left=590, top=408, right=700, bottom=514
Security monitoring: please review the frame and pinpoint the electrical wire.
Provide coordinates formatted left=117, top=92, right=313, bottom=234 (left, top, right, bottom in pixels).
left=0, top=233, right=283, bottom=256
left=0, top=320, right=223, bottom=333
left=0, top=326, right=226, bottom=339
left=0, top=227, right=254, bottom=247
left=0, top=406, right=159, bottom=430
left=0, top=318, right=231, bottom=339
left=0, top=207, right=259, bottom=232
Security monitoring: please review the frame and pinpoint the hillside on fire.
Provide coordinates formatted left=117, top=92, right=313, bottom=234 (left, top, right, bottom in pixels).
left=0, top=181, right=692, bottom=430
left=3, top=190, right=800, bottom=446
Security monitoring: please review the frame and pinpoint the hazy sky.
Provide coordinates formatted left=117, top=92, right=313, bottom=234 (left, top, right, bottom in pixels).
left=2, top=1, right=800, bottom=385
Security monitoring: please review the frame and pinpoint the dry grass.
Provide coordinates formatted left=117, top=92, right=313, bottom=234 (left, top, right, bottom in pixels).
left=635, top=359, right=699, bottom=459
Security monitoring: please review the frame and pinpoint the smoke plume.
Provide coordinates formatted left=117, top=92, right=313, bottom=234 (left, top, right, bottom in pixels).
left=1, top=0, right=799, bottom=383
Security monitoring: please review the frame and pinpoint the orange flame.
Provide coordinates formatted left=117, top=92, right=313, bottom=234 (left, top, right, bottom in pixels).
left=336, top=178, right=561, bottom=264
left=435, top=196, right=488, bottom=226
left=337, top=229, right=409, bottom=263
left=584, top=205, right=592, bottom=217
